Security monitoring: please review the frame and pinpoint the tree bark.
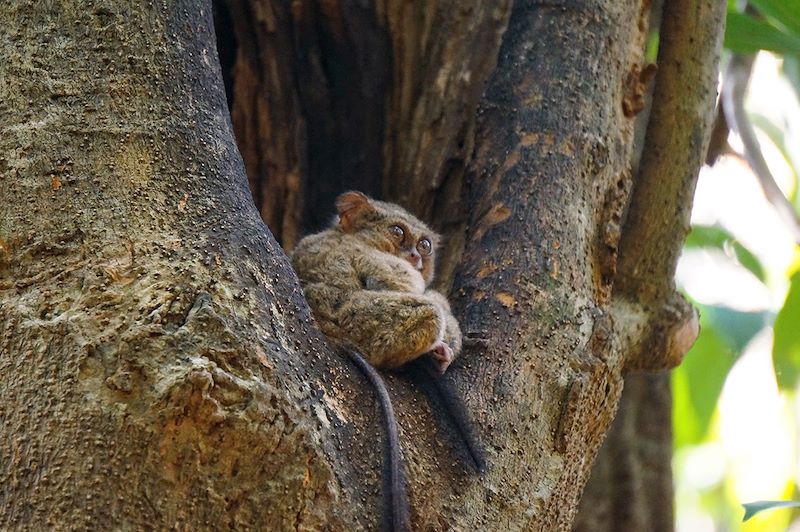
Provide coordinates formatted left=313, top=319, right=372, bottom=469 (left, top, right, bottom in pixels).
left=573, top=374, right=674, bottom=531
left=576, top=0, right=725, bottom=528
left=1, top=0, right=724, bottom=530
left=0, top=2, right=360, bottom=528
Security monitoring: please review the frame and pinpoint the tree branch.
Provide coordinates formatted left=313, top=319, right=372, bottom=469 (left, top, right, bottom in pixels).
left=613, top=0, right=726, bottom=371
left=722, top=54, right=800, bottom=244
left=443, top=0, right=655, bottom=526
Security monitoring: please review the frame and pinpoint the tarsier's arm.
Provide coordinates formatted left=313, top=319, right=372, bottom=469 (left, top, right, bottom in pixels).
left=423, top=289, right=462, bottom=355
left=353, top=250, right=426, bottom=294
left=335, top=290, right=446, bottom=369
left=336, top=285, right=461, bottom=373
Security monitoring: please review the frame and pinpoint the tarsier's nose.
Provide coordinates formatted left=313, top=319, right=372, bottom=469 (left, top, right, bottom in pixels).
left=406, top=249, right=422, bottom=270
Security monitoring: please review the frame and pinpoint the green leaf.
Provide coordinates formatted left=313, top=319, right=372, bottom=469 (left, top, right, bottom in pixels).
left=773, top=272, right=800, bottom=389
left=748, top=0, right=800, bottom=37
left=685, top=225, right=767, bottom=282
left=784, top=55, right=800, bottom=111
left=749, top=113, right=799, bottom=203
left=645, top=31, right=659, bottom=64
left=702, top=305, right=770, bottom=352
left=672, top=321, right=736, bottom=447
left=725, top=12, right=800, bottom=54
left=672, top=362, right=701, bottom=447
left=742, top=500, right=800, bottom=521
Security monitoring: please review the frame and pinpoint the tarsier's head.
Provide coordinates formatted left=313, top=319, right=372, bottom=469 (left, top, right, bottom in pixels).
left=335, top=191, right=439, bottom=285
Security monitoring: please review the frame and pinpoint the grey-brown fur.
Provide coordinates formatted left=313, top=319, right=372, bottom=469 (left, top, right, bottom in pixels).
left=291, top=191, right=462, bottom=370
left=291, top=191, right=467, bottom=531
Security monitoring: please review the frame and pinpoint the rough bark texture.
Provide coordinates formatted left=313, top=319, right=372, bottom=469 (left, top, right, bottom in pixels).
left=0, top=2, right=367, bottom=528
left=443, top=0, right=646, bottom=526
left=573, top=374, right=673, bottom=532
left=1, top=0, right=725, bottom=530
left=577, top=0, right=725, bottom=528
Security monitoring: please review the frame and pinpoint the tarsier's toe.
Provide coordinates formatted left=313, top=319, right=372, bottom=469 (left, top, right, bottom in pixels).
left=430, top=341, right=454, bottom=374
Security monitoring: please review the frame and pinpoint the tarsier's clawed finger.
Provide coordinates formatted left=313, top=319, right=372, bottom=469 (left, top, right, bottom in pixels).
left=429, top=340, right=454, bottom=375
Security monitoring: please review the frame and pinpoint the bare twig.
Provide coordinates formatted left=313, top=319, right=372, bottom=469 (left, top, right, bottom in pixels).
left=613, top=0, right=726, bottom=371
left=705, top=103, right=733, bottom=165
left=721, top=54, right=800, bottom=244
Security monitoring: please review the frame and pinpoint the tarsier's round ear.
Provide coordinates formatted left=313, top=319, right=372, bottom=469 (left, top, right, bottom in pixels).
left=336, top=191, right=375, bottom=232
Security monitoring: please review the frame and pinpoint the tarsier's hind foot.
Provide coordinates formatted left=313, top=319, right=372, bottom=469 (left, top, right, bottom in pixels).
left=429, top=341, right=454, bottom=374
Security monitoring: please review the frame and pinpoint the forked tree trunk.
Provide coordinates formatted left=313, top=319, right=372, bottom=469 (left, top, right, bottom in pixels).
left=1, top=0, right=724, bottom=530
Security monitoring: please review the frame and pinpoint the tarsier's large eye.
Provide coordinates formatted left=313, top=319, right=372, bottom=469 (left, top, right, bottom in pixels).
left=388, top=225, right=404, bottom=239
left=417, top=238, right=432, bottom=256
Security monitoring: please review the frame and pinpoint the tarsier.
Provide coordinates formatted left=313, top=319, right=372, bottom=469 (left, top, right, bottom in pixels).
left=292, top=191, right=462, bottom=373
left=291, top=191, right=482, bottom=531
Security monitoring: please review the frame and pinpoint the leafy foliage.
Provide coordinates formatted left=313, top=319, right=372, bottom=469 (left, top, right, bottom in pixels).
left=725, top=0, right=800, bottom=56
left=747, top=0, right=800, bottom=37
left=742, top=500, right=800, bottom=521
left=673, top=323, right=733, bottom=447
left=725, top=12, right=800, bottom=55
left=673, top=3, right=800, bottom=531
left=685, top=225, right=767, bottom=282
left=773, top=272, right=800, bottom=389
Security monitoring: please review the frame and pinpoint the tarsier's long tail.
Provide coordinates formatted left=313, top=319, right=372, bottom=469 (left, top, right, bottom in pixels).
left=408, top=357, right=487, bottom=474
left=346, top=350, right=410, bottom=532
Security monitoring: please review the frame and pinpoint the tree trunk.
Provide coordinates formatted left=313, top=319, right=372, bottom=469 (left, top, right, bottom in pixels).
left=573, top=374, right=674, bottom=531
left=0, top=2, right=356, bottom=528
left=1, top=0, right=724, bottom=530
